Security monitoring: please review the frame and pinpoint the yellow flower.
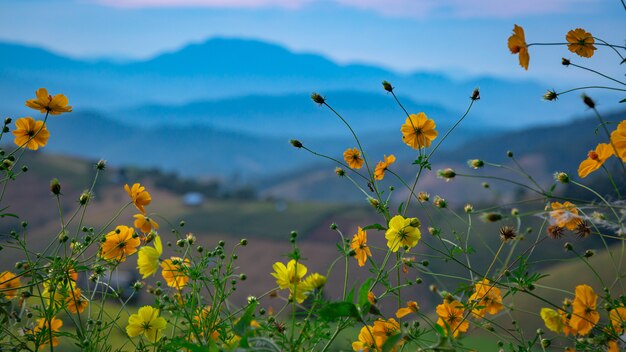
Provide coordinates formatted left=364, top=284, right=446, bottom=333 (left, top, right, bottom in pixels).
left=396, top=301, right=419, bottom=318
left=0, top=271, right=21, bottom=299
left=350, top=227, right=372, bottom=267
left=100, top=225, right=141, bottom=262
left=351, top=325, right=377, bottom=351
left=469, top=279, right=503, bottom=317
left=271, top=259, right=308, bottom=290
left=41, top=281, right=67, bottom=308
left=126, top=306, right=167, bottom=342
left=436, top=299, right=469, bottom=338
left=372, top=318, right=402, bottom=350
left=344, top=148, right=364, bottom=169
left=301, top=273, right=327, bottom=292
left=550, top=201, right=582, bottom=230
left=34, top=316, right=63, bottom=347
left=384, top=215, right=421, bottom=252
left=508, top=24, right=529, bottom=70
left=66, top=288, right=88, bottom=314
left=569, top=284, right=599, bottom=335
left=12, top=117, right=50, bottom=151
left=608, top=340, right=619, bottom=352
left=566, top=28, right=596, bottom=58
left=125, top=183, right=152, bottom=214
left=578, top=143, right=613, bottom=178
left=374, top=154, right=395, bottom=180
left=610, top=306, right=626, bottom=333
left=400, top=112, right=438, bottom=149
left=25, top=88, right=72, bottom=115
left=137, top=235, right=162, bottom=278
left=540, top=308, right=564, bottom=333
left=610, top=120, right=626, bottom=162
left=161, top=257, right=190, bottom=289
left=193, top=306, right=220, bottom=341
left=133, top=213, right=159, bottom=234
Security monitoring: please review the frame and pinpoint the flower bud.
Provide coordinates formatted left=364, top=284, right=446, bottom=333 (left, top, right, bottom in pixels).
left=290, top=139, right=303, bottom=148
left=468, top=159, right=484, bottom=169
left=471, top=88, right=480, bottom=101
left=311, top=93, right=325, bottom=105
left=96, top=159, right=107, bottom=170
left=334, top=167, right=345, bottom=176
left=464, top=204, right=474, bottom=213
left=437, top=168, right=456, bottom=181
left=554, top=172, right=569, bottom=183
left=481, top=212, right=503, bottom=223
left=562, top=57, right=570, bottom=66
left=543, top=90, right=558, bottom=101
left=581, top=94, right=595, bottom=109
left=382, top=81, right=394, bottom=92
left=50, top=178, right=61, bottom=195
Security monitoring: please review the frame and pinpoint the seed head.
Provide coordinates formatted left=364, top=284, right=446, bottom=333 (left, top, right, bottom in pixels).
left=499, top=226, right=517, bottom=242
left=547, top=225, right=564, bottom=239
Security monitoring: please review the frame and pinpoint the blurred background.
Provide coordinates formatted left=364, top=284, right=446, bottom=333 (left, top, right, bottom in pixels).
left=0, top=0, right=625, bottom=348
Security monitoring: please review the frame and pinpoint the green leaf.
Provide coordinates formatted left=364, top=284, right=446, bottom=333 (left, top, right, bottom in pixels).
left=358, top=278, right=374, bottom=315
left=397, top=202, right=404, bottom=214
left=318, top=302, right=360, bottom=321
left=233, top=301, right=258, bottom=337
left=362, top=223, right=386, bottom=231
left=381, top=333, right=403, bottom=352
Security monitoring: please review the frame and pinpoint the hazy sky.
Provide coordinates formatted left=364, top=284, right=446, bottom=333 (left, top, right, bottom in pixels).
left=1, top=0, right=623, bottom=83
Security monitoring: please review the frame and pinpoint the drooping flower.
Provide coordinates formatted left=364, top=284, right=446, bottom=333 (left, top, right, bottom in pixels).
left=578, top=143, right=613, bottom=178
left=569, top=284, right=599, bottom=335
left=550, top=202, right=582, bottom=230
left=133, top=213, right=159, bottom=234
left=374, top=154, right=396, bottom=180
left=508, top=24, right=530, bottom=70
left=0, top=271, right=21, bottom=299
left=66, top=288, right=88, bottom=314
left=12, top=117, right=50, bottom=150
left=401, top=112, right=438, bottom=149
left=566, top=28, right=596, bottom=58
left=610, top=120, right=626, bottom=162
left=25, top=88, right=72, bottom=115
left=610, top=306, right=626, bottom=334
left=100, top=225, right=141, bottom=262
left=436, top=299, right=469, bottom=337
left=540, top=308, right=564, bottom=333
left=350, top=227, right=372, bottom=267
left=384, top=215, right=421, bottom=252
left=469, top=279, right=504, bottom=317
left=34, top=317, right=63, bottom=347
left=396, top=301, right=419, bottom=318
left=372, top=318, right=402, bottom=350
left=124, top=183, right=152, bottom=214
left=137, top=235, right=163, bottom=278
left=161, top=257, right=190, bottom=289
left=126, top=306, right=167, bottom=342
left=344, top=148, right=364, bottom=169
left=351, top=325, right=378, bottom=352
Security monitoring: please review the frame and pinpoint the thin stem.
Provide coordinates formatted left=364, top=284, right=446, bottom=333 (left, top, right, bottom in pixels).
left=569, top=62, right=626, bottom=86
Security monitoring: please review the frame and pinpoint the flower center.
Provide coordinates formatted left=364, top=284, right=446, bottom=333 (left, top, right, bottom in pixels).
left=588, top=151, right=599, bottom=160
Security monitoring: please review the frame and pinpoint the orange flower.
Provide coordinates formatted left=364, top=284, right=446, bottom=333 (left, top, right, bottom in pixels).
left=100, top=225, right=141, bottom=262
left=351, top=325, right=378, bottom=352
left=25, top=88, right=72, bottom=115
left=372, top=318, right=402, bottom=350
left=610, top=120, right=626, bottom=162
left=566, top=28, right=596, bottom=58
left=133, top=213, right=159, bottom=234
left=400, top=112, right=438, bottom=149
left=344, top=148, right=364, bottom=169
left=436, top=299, right=469, bottom=337
left=609, top=306, right=626, bottom=334
left=569, top=284, right=599, bottom=335
left=0, top=271, right=21, bottom=299
left=12, top=117, right=50, bottom=151
left=508, top=24, right=529, bottom=70
left=350, top=227, right=371, bottom=267
left=161, top=257, right=190, bottom=289
left=125, top=183, right=152, bottom=214
left=34, top=316, right=63, bottom=347
left=578, top=143, right=613, bottom=178
left=469, top=279, right=503, bottom=317
left=550, top=201, right=582, bottom=230
left=66, top=288, right=88, bottom=314
left=374, top=154, right=396, bottom=180
left=608, top=340, right=619, bottom=352
left=396, top=301, right=419, bottom=318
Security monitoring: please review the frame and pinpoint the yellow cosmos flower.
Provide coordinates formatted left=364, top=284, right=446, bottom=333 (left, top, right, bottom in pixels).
left=400, top=112, right=438, bottom=149
left=540, top=308, right=564, bottom=333
left=351, top=325, right=377, bottom=352
left=396, top=301, right=419, bottom=318
left=126, top=306, right=167, bottom=342
left=137, top=235, right=162, bottom=278
left=133, top=213, right=159, bottom=234
left=12, top=117, right=50, bottom=151
left=569, top=284, right=599, bottom=335
left=34, top=316, right=63, bottom=347
left=372, top=318, right=402, bottom=350
left=301, top=273, right=327, bottom=292
left=0, top=271, right=21, bottom=299
left=125, top=183, right=152, bottom=214
left=271, top=259, right=307, bottom=290
left=566, top=28, right=596, bottom=58
left=610, top=120, right=626, bottom=162
left=469, top=279, right=504, bottom=317
left=550, top=201, right=582, bottom=230
left=350, top=227, right=372, bottom=267
left=508, top=24, right=529, bottom=70
left=100, top=225, right=141, bottom=262
left=25, top=88, right=72, bottom=115
left=344, top=147, right=364, bottom=169
left=374, top=154, right=395, bottom=180
left=610, top=306, right=626, bottom=334
left=66, top=287, right=88, bottom=314
left=41, top=281, right=68, bottom=308
left=384, top=215, right=421, bottom=252
left=578, top=143, right=613, bottom=178
left=161, top=257, right=190, bottom=289
left=436, top=299, right=469, bottom=338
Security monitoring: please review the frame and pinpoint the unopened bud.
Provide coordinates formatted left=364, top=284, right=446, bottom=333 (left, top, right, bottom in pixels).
left=471, top=88, right=480, bottom=101
left=581, top=94, right=596, bottom=109
left=311, top=93, right=325, bottom=105
left=543, top=90, right=558, bottom=101
left=290, top=139, right=303, bottom=148
left=382, top=81, right=394, bottom=92
left=50, top=178, right=61, bottom=195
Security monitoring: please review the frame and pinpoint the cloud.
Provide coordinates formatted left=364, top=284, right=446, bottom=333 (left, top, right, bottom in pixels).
left=94, top=0, right=600, bottom=17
